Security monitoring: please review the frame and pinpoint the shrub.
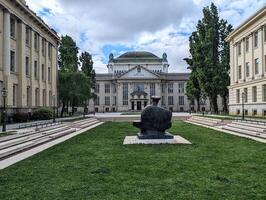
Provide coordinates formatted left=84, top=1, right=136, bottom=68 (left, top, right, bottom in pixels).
left=13, top=112, right=29, bottom=123
left=31, top=108, right=53, bottom=120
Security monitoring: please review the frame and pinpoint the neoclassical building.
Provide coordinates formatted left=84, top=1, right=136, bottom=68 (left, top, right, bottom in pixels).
left=89, top=51, right=216, bottom=113
left=0, top=0, right=59, bottom=113
left=226, top=5, right=266, bottom=116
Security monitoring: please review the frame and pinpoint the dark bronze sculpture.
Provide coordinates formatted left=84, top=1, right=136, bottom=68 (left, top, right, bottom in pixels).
left=133, top=96, right=173, bottom=139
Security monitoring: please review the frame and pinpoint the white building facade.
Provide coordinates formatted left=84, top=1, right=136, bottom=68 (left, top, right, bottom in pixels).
left=89, top=51, right=216, bottom=113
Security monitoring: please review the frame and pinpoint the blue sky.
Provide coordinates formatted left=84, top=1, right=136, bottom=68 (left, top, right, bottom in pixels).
left=27, top=0, right=265, bottom=73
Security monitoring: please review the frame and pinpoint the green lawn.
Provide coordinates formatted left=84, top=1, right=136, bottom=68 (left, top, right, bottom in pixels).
left=1, top=121, right=266, bottom=200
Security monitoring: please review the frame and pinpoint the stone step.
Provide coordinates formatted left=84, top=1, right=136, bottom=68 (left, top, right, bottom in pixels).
left=0, top=128, right=76, bottom=160
left=72, top=118, right=97, bottom=124
left=0, top=124, right=66, bottom=143
left=187, top=119, right=217, bottom=126
left=222, top=126, right=266, bottom=139
left=227, top=123, right=266, bottom=133
left=232, top=121, right=266, bottom=130
left=190, top=117, right=220, bottom=124
left=0, top=126, right=71, bottom=150
left=79, top=120, right=100, bottom=129
left=191, top=116, right=222, bottom=122
left=74, top=118, right=98, bottom=126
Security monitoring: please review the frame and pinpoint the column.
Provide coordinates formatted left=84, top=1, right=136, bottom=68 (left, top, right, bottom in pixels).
left=30, top=29, right=35, bottom=107
left=251, top=32, right=254, bottom=79
left=45, top=41, right=49, bottom=106
left=3, top=10, right=11, bottom=105
left=229, top=41, right=234, bottom=84
left=261, top=26, right=265, bottom=76
left=38, top=35, right=42, bottom=106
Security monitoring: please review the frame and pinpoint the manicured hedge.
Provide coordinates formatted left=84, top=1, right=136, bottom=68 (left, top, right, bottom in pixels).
left=13, top=112, right=30, bottom=123
left=31, top=108, right=53, bottom=120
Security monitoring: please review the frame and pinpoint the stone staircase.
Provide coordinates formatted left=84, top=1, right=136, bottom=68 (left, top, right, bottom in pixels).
left=186, top=116, right=223, bottom=126
left=222, top=121, right=266, bottom=139
left=0, top=117, right=101, bottom=160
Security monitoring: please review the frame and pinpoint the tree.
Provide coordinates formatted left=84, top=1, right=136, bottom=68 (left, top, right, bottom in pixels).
left=184, top=3, right=233, bottom=113
left=58, top=35, right=79, bottom=72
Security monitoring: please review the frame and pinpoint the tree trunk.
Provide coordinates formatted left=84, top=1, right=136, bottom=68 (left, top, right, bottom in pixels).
left=60, top=102, right=65, bottom=118
left=222, top=94, right=228, bottom=113
left=210, top=96, right=218, bottom=114
left=196, top=97, right=201, bottom=112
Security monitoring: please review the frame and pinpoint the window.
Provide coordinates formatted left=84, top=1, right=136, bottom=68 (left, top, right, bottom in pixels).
left=12, top=84, right=18, bottom=106
left=168, top=96, right=173, bottom=105
left=254, top=31, right=258, bottom=48
left=105, top=83, right=110, bottom=93
left=161, top=96, right=165, bottom=105
left=245, top=62, right=250, bottom=77
left=34, top=61, right=38, bottom=79
left=26, top=57, right=30, bottom=76
left=35, top=88, right=39, bottom=106
left=10, top=51, right=15, bottom=72
left=94, top=96, right=99, bottom=105
left=263, top=85, right=266, bottom=102
left=178, top=83, right=185, bottom=93
left=48, top=67, right=51, bottom=82
left=161, top=83, right=166, bottom=93
left=179, top=96, right=184, bottom=105
left=95, top=84, right=100, bottom=93
left=168, top=83, right=173, bottom=93
left=10, top=18, right=15, bottom=38
left=245, top=37, right=249, bottom=52
left=238, top=65, right=242, bottom=79
left=113, top=84, right=116, bottom=93
left=123, top=83, right=128, bottom=105
left=236, top=109, right=240, bottom=115
left=25, top=26, right=30, bottom=46
left=43, top=89, right=46, bottom=106
left=134, top=83, right=144, bottom=92
left=42, top=64, right=45, bottom=81
left=49, top=91, right=52, bottom=106
left=48, top=43, right=52, bottom=59
left=252, top=86, right=257, bottom=102
left=244, top=88, right=248, bottom=103
left=105, top=96, right=110, bottom=105
left=238, top=42, right=241, bottom=56
left=113, top=96, right=117, bottom=105
left=26, top=87, right=30, bottom=106
left=150, top=83, right=155, bottom=97
left=252, top=109, right=257, bottom=116
left=255, top=58, right=259, bottom=74
left=34, top=32, right=39, bottom=50
left=42, top=38, right=46, bottom=56
left=236, top=89, right=240, bottom=103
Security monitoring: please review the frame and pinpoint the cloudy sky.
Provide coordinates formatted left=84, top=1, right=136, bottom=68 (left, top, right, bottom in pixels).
left=27, top=0, right=265, bottom=73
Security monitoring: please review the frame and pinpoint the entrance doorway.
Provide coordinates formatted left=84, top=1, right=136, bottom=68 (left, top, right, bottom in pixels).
left=131, top=102, right=135, bottom=111
left=137, top=101, right=141, bottom=111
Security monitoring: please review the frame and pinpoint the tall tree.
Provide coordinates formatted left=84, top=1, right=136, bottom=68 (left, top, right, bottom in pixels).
left=58, top=35, right=79, bottom=72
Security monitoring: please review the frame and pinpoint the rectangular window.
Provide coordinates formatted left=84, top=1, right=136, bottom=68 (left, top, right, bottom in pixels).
left=34, top=32, right=39, bottom=50
left=150, top=83, right=155, bottom=97
left=254, top=31, right=258, bottom=48
left=236, top=89, right=240, bottom=103
left=238, top=42, right=241, bottom=56
left=34, top=61, right=38, bottom=79
left=25, top=26, right=30, bottom=46
left=255, top=58, right=259, bottom=74
left=105, top=96, right=110, bottom=106
left=26, top=86, right=30, bottom=106
left=105, top=83, right=110, bottom=93
left=161, top=83, right=165, bottom=93
left=161, top=96, right=165, bottom=105
left=245, top=62, right=250, bottom=77
left=113, top=84, right=116, bottom=93
left=244, top=88, right=248, bottom=103
left=168, top=96, right=173, bottom=105
left=48, top=43, right=52, bottom=59
left=245, top=37, right=249, bottom=52
left=48, top=67, right=51, bottom=82
left=26, top=57, right=30, bottom=76
left=94, top=95, right=100, bottom=105
left=168, top=83, right=173, bottom=93
left=12, top=84, right=18, bottom=106
left=42, top=64, right=45, bottom=81
left=113, top=96, right=117, bottom=105
left=49, top=91, right=52, bottom=106
left=263, top=85, right=266, bottom=102
left=10, top=18, right=15, bottom=38
left=179, top=96, right=184, bottom=105
left=35, top=88, right=39, bottom=106
left=10, top=51, right=15, bottom=72
left=95, top=84, right=100, bottom=93
left=238, top=65, right=242, bottom=79
left=178, top=83, right=185, bottom=93
left=252, top=86, right=257, bottom=102
left=43, top=89, right=46, bottom=106
left=123, top=83, right=128, bottom=105
left=42, top=38, right=46, bottom=56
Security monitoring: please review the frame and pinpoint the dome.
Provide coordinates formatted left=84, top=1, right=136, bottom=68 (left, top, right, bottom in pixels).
left=117, top=51, right=160, bottom=59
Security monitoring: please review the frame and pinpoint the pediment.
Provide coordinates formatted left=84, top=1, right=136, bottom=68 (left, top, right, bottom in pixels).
left=118, top=66, right=159, bottom=79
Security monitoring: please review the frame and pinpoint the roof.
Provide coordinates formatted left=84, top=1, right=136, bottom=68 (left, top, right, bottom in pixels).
left=226, top=4, right=266, bottom=42
left=113, top=51, right=163, bottom=63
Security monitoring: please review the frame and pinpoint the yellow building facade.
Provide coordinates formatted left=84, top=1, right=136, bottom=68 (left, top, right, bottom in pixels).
left=226, top=5, right=266, bottom=116
left=0, top=0, right=59, bottom=114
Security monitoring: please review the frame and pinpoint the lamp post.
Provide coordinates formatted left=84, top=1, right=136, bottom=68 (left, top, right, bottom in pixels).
left=241, top=91, right=246, bottom=120
left=53, top=95, right=56, bottom=123
left=1, top=88, right=8, bottom=132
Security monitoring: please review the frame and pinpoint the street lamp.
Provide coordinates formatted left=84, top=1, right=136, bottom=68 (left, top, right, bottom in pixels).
left=1, top=88, right=8, bottom=132
left=241, top=91, right=246, bottom=120
left=53, top=95, right=56, bottom=123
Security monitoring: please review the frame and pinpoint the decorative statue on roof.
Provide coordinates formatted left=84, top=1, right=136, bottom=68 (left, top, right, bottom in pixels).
left=109, top=53, right=114, bottom=62
left=162, top=52, right=167, bottom=62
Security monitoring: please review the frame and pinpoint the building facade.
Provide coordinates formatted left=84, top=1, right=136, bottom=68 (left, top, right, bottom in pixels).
left=226, top=5, right=266, bottom=116
left=89, top=51, right=217, bottom=113
left=0, top=0, right=59, bottom=114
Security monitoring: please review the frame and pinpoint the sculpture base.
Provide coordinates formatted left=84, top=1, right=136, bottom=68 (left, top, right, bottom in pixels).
left=137, top=132, right=174, bottom=139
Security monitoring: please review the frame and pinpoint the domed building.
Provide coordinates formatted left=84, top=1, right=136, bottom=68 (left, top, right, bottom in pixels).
left=89, top=51, right=217, bottom=112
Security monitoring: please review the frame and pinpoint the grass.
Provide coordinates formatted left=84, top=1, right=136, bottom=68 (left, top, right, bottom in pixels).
left=1, top=121, right=266, bottom=199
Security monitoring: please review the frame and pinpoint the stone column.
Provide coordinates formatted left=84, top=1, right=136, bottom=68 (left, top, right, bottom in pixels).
left=30, top=29, right=35, bottom=107
left=45, top=41, right=49, bottom=106
left=3, top=10, right=11, bottom=105
left=38, top=35, right=42, bottom=106
left=261, top=26, right=265, bottom=77
left=251, top=32, right=254, bottom=79
left=229, top=41, right=234, bottom=84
